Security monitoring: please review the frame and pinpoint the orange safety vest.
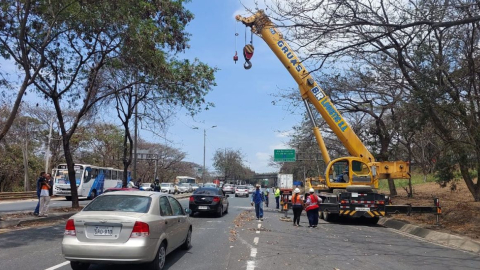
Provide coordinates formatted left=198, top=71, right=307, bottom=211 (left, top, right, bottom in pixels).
left=292, top=194, right=303, bottom=205
left=305, top=194, right=320, bottom=211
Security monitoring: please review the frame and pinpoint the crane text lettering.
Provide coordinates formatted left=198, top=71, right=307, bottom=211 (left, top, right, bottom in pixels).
left=311, top=86, right=325, bottom=101
left=277, top=40, right=303, bottom=72
left=320, top=99, right=348, bottom=132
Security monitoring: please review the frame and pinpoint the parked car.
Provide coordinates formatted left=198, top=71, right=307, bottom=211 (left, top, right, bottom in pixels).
left=235, top=185, right=249, bottom=197
left=222, top=184, right=234, bottom=194
left=160, top=183, right=175, bottom=194
left=139, top=183, right=153, bottom=191
left=247, top=185, right=255, bottom=194
left=62, top=191, right=192, bottom=270
left=178, top=183, right=193, bottom=193
left=191, top=184, right=200, bottom=191
left=188, top=187, right=229, bottom=217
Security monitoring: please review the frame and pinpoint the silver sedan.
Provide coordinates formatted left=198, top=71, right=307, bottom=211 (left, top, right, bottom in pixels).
left=62, top=191, right=192, bottom=270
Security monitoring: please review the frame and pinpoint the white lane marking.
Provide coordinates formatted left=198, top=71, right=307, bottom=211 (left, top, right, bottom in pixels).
left=254, top=237, right=259, bottom=245
left=250, top=248, right=257, bottom=258
left=257, top=224, right=261, bottom=229
left=45, top=261, right=69, bottom=270
left=247, top=261, right=255, bottom=270
left=207, top=221, right=223, bottom=223
left=256, top=231, right=260, bottom=234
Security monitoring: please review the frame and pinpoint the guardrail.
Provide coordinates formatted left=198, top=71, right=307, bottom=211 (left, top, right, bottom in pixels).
left=0, top=191, right=37, bottom=201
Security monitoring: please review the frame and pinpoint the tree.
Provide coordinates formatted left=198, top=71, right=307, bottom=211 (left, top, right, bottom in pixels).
left=0, top=0, right=216, bottom=207
left=212, top=148, right=252, bottom=181
left=267, top=0, right=480, bottom=200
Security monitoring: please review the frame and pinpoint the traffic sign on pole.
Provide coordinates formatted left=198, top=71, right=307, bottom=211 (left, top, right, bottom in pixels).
left=274, top=149, right=296, bottom=162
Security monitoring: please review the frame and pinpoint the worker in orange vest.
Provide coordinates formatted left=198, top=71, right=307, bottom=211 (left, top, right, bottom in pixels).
left=291, top=188, right=304, bottom=226
left=305, top=188, right=322, bottom=228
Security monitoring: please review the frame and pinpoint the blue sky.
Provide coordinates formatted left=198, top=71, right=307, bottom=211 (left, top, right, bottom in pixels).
left=158, top=0, right=302, bottom=174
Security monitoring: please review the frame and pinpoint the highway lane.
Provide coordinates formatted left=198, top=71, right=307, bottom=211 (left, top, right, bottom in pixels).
left=1, top=194, right=479, bottom=270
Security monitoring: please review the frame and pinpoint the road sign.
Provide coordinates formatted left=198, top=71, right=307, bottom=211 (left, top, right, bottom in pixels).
left=274, top=149, right=296, bottom=162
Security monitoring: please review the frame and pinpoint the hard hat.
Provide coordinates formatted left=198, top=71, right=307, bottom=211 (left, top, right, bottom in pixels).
left=294, top=188, right=300, bottom=194
left=309, top=188, right=315, bottom=193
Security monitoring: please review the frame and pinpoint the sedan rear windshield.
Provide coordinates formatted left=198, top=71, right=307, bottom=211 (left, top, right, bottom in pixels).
left=83, top=195, right=151, bottom=213
left=236, top=186, right=246, bottom=189
left=193, top=188, right=218, bottom=195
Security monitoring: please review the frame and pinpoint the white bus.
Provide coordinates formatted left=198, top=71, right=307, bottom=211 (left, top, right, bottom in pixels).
left=52, top=164, right=130, bottom=200
left=175, top=176, right=196, bottom=184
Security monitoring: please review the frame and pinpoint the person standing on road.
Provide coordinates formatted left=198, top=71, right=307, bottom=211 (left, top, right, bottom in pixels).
left=151, top=179, right=160, bottom=192
left=39, top=173, right=52, bottom=217
left=251, top=184, right=265, bottom=220
left=274, top=187, right=281, bottom=209
left=305, top=188, right=321, bottom=228
left=264, top=187, right=270, bottom=207
left=291, top=188, right=304, bottom=226
left=33, top=172, right=46, bottom=216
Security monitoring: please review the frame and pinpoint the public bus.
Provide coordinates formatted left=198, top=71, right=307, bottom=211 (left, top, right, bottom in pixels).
left=52, top=164, right=130, bottom=200
left=175, top=176, right=196, bottom=184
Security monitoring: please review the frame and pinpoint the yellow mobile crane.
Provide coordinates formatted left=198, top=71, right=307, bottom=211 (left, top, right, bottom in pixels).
left=236, top=10, right=440, bottom=223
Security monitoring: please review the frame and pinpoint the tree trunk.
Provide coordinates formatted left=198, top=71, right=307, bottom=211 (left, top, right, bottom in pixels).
left=388, top=178, right=397, bottom=196
left=64, top=139, right=79, bottom=208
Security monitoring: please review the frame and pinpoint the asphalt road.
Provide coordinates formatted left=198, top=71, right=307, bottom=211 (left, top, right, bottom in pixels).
left=0, top=194, right=479, bottom=270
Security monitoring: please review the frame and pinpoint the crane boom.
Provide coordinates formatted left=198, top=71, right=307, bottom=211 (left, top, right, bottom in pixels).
left=236, top=10, right=410, bottom=183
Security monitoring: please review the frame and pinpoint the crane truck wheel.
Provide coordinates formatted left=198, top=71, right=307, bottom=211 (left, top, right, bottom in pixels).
left=366, top=217, right=380, bottom=225
left=319, top=211, right=324, bottom=220
left=346, top=185, right=373, bottom=193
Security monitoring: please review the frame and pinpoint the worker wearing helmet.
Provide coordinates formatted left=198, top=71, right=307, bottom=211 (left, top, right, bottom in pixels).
left=305, top=188, right=322, bottom=228
left=291, top=188, right=304, bottom=227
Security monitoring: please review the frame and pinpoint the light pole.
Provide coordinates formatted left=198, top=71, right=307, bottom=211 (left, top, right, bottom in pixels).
left=193, top=125, right=217, bottom=182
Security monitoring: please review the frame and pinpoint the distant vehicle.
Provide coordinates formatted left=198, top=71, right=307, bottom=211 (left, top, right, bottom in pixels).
left=52, top=164, right=130, bottom=201
left=62, top=191, right=192, bottom=270
left=189, top=187, right=229, bottom=217
left=222, top=184, right=234, bottom=194
left=213, top=179, right=220, bottom=186
left=191, top=184, right=200, bottom=191
left=139, top=183, right=153, bottom=191
left=204, top=183, right=217, bottom=188
left=247, top=185, right=255, bottom=194
left=104, top=183, right=139, bottom=193
left=176, top=176, right=196, bottom=185
left=178, top=183, right=193, bottom=193
left=235, top=185, right=249, bottom=197
left=160, top=183, right=175, bottom=194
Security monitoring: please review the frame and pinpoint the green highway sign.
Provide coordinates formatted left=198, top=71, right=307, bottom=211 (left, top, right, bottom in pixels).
left=274, top=149, right=296, bottom=162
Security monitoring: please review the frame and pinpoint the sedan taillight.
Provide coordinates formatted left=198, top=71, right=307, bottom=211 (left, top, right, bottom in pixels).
left=64, top=219, right=76, bottom=236
left=213, top=197, right=221, bottom=203
left=130, top=221, right=150, bottom=238
left=189, top=196, right=194, bottom=202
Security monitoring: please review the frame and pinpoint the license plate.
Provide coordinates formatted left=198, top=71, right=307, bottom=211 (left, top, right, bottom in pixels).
left=198, top=206, right=208, bottom=210
left=94, top=226, right=113, bottom=236
left=355, top=207, right=370, bottom=212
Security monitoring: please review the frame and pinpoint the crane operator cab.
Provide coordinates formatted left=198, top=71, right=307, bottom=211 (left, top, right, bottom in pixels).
left=325, top=158, right=375, bottom=191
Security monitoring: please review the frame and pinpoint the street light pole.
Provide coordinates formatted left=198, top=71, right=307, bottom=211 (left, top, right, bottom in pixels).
left=203, top=129, right=206, bottom=183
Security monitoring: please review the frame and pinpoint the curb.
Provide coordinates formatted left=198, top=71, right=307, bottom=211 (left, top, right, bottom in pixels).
left=379, top=217, right=480, bottom=254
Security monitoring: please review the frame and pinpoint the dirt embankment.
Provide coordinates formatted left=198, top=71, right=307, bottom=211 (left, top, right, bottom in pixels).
left=384, top=181, right=480, bottom=240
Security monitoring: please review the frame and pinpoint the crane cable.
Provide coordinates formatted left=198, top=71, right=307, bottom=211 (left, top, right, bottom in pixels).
left=233, top=22, right=239, bottom=63
left=243, top=26, right=254, bottom=69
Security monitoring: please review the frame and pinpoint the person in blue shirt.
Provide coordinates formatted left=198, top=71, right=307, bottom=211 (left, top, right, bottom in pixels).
left=250, top=184, right=265, bottom=220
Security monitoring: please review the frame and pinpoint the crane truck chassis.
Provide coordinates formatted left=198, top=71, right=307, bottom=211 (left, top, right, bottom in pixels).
left=236, top=10, right=441, bottom=224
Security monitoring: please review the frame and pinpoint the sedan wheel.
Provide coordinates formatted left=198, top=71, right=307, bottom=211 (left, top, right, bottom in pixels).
left=182, top=228, right=192, bottom=250
left=217, top=205, right=223, bottom=217
left=70, top=262, right=90, bottom=270
left=147, top=242, right=166, bottom=270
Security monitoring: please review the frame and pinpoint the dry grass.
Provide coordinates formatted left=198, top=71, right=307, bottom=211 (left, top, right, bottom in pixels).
left=383, top=181, right=480, bottom=240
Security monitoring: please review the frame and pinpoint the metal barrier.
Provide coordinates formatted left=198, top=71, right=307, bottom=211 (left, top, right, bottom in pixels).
left=0, top=191, right=37, bottom=201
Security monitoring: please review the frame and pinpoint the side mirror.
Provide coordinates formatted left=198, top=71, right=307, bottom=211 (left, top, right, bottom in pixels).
left=185, top=208, right=192, bottom=214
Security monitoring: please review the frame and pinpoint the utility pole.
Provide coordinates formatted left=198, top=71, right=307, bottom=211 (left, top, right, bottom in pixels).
left=133, top=85, right=138, bottom=180
left=203, top=129, right=206, bottom=182
left=44, top=117, right=54, bottom=173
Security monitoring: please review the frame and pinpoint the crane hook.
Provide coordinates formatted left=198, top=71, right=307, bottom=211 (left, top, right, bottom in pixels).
left=244, top=60, right=252, bottom=70
left=233, top=51, right=238, bottom=64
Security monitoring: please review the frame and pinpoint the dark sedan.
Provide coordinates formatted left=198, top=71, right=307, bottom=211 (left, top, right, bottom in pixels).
left=188, top=187, right=229, bottom=217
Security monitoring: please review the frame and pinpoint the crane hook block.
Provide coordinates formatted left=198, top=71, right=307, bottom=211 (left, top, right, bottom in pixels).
left=244, top=60, right=252, bottom=70
left=233, top=51, right=238, bottom=63
left=243, top=44, right=254, bottom=60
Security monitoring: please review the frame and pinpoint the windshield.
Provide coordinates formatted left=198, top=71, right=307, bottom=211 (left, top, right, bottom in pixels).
left=83, top=195, right=151, bottom=213
left=54, top=169, right=83, bottom=186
